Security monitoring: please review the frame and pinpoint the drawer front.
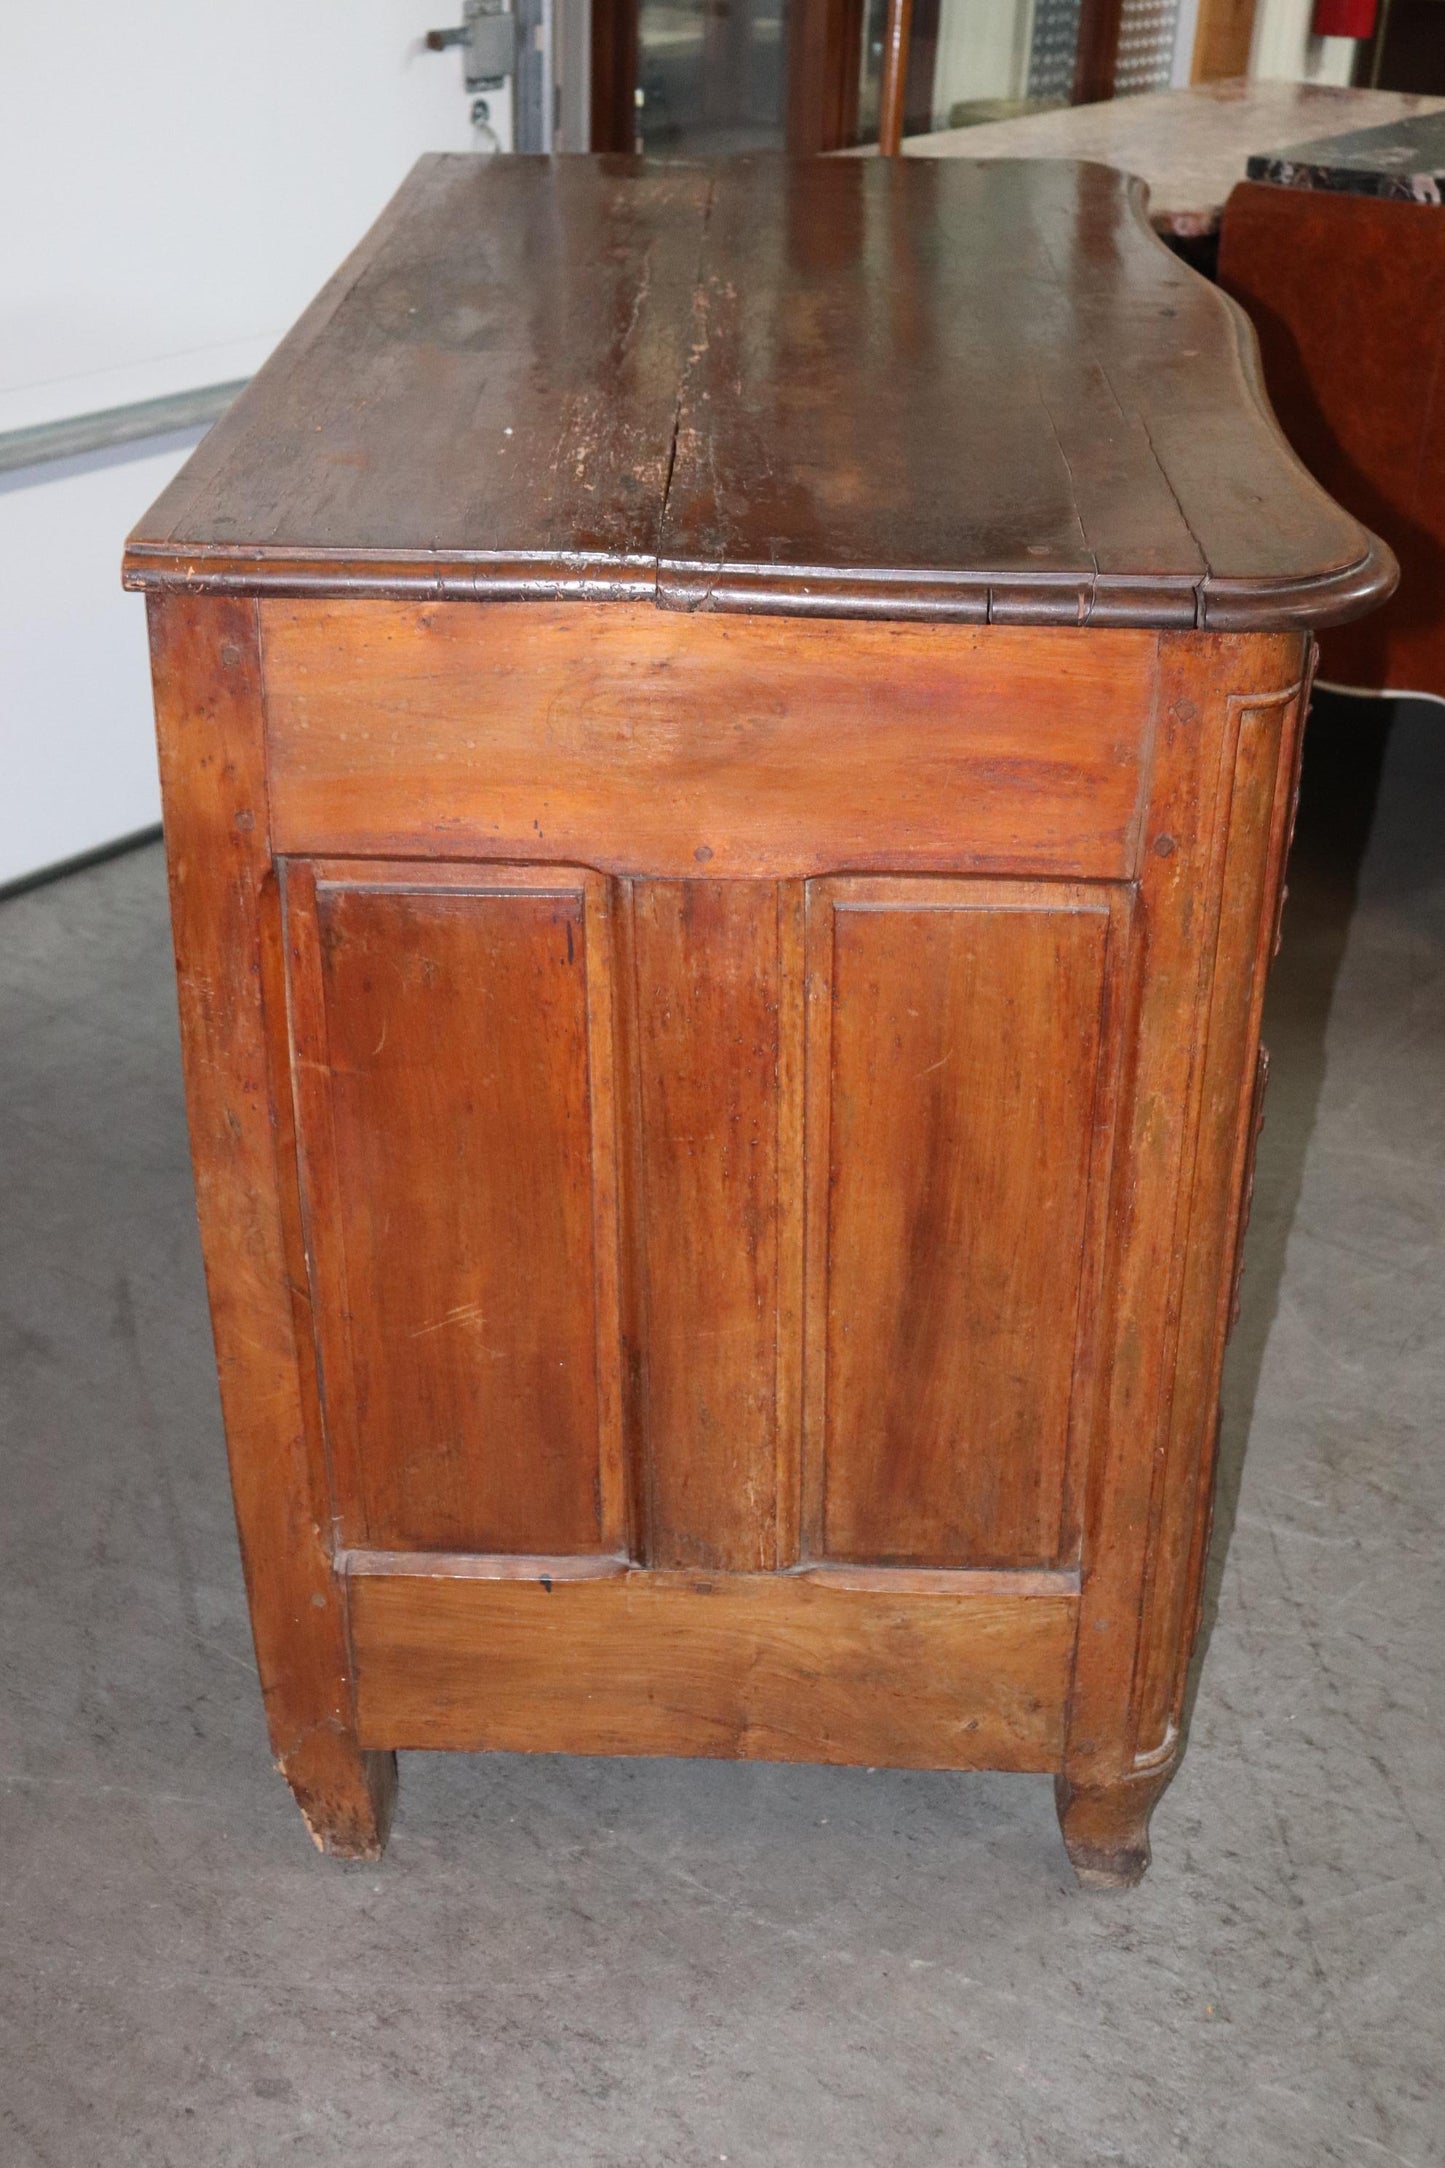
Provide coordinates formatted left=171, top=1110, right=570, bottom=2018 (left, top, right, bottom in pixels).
left=260, top=599, right=1158, bottom=881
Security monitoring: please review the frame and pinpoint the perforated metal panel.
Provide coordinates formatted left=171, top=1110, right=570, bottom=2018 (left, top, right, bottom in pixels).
left=1026, top=0, right=1083, bottom=102
left=1027, top=0, right=1181, bottom=102
left=1113, top=0, right=1181, bottom=95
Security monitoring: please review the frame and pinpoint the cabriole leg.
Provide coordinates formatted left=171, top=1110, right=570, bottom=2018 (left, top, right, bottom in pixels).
left=1054, top=1766, right=1174, bottom=1889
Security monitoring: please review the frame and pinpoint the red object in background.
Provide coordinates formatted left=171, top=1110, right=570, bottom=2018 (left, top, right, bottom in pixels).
left=1312, top=0, right=1377, bottom=35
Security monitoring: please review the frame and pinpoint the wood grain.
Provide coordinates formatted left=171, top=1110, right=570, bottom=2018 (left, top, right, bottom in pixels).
left=259, top=601, right=1156, bottom=880
left=129, top=132, right=1395, bottom=1880
left=283, top=860, right=622, bottom=1555
left=129, top=156, right=707, bottom=595
left=877, top=0, right=914, bottom=156
left=804, top=878, right=1127, bottom=1570
left=1055, top=1765, right=1175, bottom=1889
left=147, top=594, right=394, bottom=1858
left=627, top=882, right=785, bottom=1570
left=349, top=1564, right=1075, bottom=1767
left=123, top=155, right=1392, bottom=634
left=1131, top=668, right=1308, bottom=1758
left=1219, top=180, right=1445, bottom=696
left=1061, top=629, right=1306, bottom=1808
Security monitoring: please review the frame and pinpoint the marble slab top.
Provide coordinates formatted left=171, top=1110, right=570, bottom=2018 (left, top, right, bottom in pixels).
left=876, top=78, right=1445, bottom=237
left=1247, top=110, right=1445, bottom=204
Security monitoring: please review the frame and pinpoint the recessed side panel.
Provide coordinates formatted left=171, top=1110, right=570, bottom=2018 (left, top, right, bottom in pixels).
left=284, top=861, right=623, bottom=1556
left=804, top=878, right=1129, bottom=1571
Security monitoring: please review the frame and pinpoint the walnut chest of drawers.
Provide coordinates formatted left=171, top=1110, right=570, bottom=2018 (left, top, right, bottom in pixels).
left=124, top=153, right=1391, bottom=1883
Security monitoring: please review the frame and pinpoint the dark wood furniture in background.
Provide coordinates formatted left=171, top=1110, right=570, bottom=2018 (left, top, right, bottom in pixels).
left=1357, top=0, right=1445, bottom=96
left=783, top=0, right=861, bottom=153
left=1220, top=118, right=1445, bottom=694
left=590, top=0, right=641, bottom=155
left=124, top=155, right=1391, bottom=1884
left=1071, top=0, right=1128, bottom=106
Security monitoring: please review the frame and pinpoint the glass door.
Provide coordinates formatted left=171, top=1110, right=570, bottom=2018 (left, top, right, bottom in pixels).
left=858, top=0, right=1186, bottom=146
left=591, top=0, right=1188, bottom=155
left=637, top=0, right=790, bottom=152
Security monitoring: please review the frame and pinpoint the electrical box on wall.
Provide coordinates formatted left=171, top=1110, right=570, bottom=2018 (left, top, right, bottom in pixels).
left=428, top=0, right=589, bottom=151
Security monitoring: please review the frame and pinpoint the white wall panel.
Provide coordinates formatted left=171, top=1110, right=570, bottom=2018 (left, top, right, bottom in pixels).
left=0, top=440, right=199, bottom=887
left=0, top=2, right=488, bottom=432
left=1250, top=0, right=1356, bottom=86
left=1, top=2, right=493, bottom=885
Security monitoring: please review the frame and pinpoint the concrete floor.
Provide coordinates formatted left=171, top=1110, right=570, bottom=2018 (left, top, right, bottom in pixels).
left=1, top=694, right=1441, bottom=2168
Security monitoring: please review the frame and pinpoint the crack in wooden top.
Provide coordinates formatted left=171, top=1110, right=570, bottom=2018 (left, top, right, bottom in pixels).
left=123, top=153, right=1395, bottom=634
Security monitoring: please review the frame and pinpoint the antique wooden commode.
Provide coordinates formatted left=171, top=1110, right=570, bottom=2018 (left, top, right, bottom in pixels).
left=125, top=154, right=1391, bottom=1883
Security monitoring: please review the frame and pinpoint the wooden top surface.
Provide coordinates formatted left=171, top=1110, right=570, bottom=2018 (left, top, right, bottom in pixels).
left=124, top=153, right=1393, bottom=633
left=890, top=78, right=1445, bottom=238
